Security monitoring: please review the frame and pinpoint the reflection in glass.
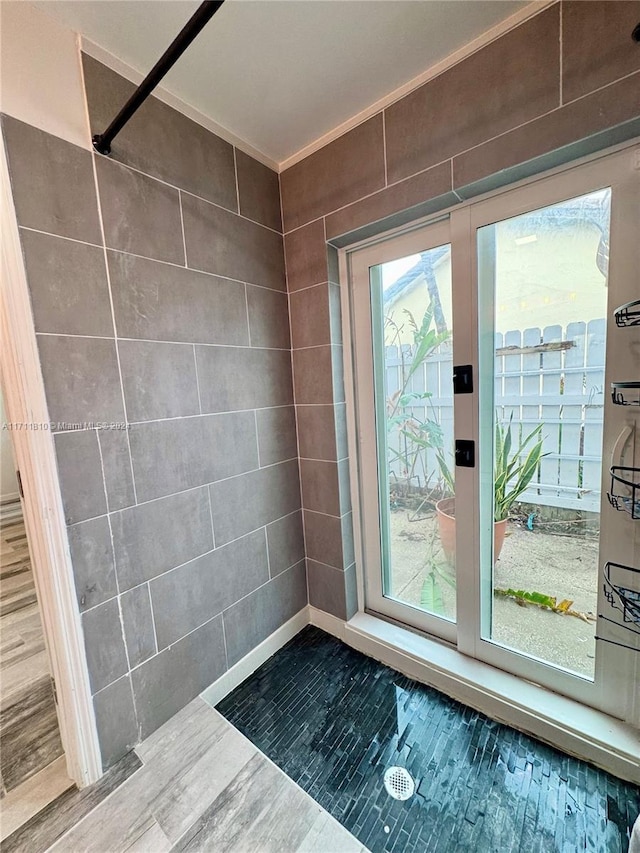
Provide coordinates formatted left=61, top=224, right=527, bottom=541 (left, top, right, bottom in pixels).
left=477, top=189, right=611, bottom=678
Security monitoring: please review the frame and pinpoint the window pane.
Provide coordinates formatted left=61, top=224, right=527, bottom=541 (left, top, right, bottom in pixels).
left=477, top=189, right=611, bottom=678
left=371, top=244, right=456, bottom=621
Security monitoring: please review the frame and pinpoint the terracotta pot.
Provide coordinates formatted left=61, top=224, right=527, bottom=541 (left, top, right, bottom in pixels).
left=435, top=498, right=507, bottom=564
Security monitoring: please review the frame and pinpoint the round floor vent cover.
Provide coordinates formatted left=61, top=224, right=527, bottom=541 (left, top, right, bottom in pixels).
left=383, top=766, right=415, bottom=800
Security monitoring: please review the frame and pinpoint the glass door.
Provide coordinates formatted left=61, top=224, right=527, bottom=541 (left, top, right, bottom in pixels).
left=347, top=144, right=639, bottom=718
left=460, top=146, right=640, bottom=713
left=350, top=219, right=457, bottom=642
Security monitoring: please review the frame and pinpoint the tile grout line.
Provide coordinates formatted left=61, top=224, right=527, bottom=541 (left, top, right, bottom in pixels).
left=207, top=487, right=217, bottom=551
left=193, top=345, right=203, bottom=415
left=282, top=70, right=640, bottom=235
left=254, top=409, right=261, bottom=468
left=17, top=225, right=289, bottom=294
left=263, top=525, right=272, bottom=580
left=95, top=148, right=283, bottom=236
left=244, top=283, right=252, bottom=348
left=382, top=110, right=388, bottom=188
left=68, top=475, right=303, bottom=538
left=88, top=149, right=139, bottom=507
left=122, top=561, right=304, bottom=677
left=146, top=582, right=160, bottom=660
left=36, top=330, right=292, bottom=352
left=280, top=210, right=308, bottom=604
left=559, top=1, right=563, bottom=107
left=178, top=189, right=188, bottom=267
left=79, top=512, right=306, bottom=617
left=233, top=146, right=240, bottom=215
left=220, top=611, right=229, bottom=671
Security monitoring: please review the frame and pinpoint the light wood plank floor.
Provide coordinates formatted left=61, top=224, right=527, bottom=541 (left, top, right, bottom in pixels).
left=1, top=519, right=64, bottom=795
left=50, top=697, right=368, bottom=853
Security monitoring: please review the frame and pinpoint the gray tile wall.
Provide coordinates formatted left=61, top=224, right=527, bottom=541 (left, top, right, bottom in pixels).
left=280, top=0, right=640, bottom=621
left=1, top=55, right=305, bottom=770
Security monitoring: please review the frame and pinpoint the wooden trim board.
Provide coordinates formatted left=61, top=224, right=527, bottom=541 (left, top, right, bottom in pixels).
left=0, top=134, right=102, bottom=786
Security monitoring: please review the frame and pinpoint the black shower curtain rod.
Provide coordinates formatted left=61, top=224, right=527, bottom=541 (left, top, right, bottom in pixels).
left=92, top=0, right=225, bottom=155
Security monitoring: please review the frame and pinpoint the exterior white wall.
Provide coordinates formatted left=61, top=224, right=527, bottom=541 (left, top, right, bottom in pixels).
left=0, top=1, right=89, bottom=149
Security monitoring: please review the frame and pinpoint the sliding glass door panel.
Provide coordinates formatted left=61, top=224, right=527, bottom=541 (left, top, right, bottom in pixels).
left=477, top=189, right=611, bottom=679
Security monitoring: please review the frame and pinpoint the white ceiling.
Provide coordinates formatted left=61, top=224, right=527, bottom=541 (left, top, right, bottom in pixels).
left=34, top=0, right=530, bottom=166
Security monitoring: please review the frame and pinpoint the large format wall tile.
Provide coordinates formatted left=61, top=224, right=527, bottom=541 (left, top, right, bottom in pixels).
left=81, top=598, right=129, bottom=693
left=453, top=72, right=640, bottom=196
left=280, top=115, right=385, bottom=232
left=128, top=411, right=258, bottom=502
left=130, top=615, right=227, bottom=739
left=209, top=459, right=301, bottom=545
left=108, top=252, right=249, bottom=346
left=303, top=510, right=344, bottom=570
left=384, top=5, right=560, bottom=183
left=266, top=511, right=305, bottom=577
left=182, top=193, right=286, bottom=290
left=95, top=157, right=184, bottom=265
left=97, top=429, right=136, bottom=512
left=111, top=487, right=213, bottom=590
left=195, top=347, right=293, bottom=413
left=299, top=459, right=341, bottom=517
left=37, top=335, right=124, bottom=427
left=20, top=230, right=113, bottom=337
left=118, top=340, right=200, bottom=422
left=236, top=149, right=282, bottom=231
left=2, top=115, right=101, bottom=243
left=296, top=405, right=338, bottom=462
left=306, top=559, right=350, bottom=620
left=256, top=406, right=297, bottom=466
left=120, top=585, right=156, bottom=669
left=293, top=346, right=342, bottom=405
left=92, top=676, right=138, bottom=771
left=150, top=530, right=269, bottom=649
left=325, top=161, right=454, bottom=243
left=83, top=56, right=237, bottom=212
left=67, top=516, right=117, bottom=612
left=562, top=1, right=640, bottom=104
left=246, top=286, right=290, bottom=349
left=283, top=219, right=328, bottom=291
left=54, top=431, right=107, bottom=525
left=222, top=562, right=307, bottom=666
left=289, top=285, right=332, bottom=350
left=6, top=55, right=305, bottom=770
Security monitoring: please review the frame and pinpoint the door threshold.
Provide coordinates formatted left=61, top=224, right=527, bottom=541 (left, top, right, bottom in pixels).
left=308, top=606, right=640, bottom=785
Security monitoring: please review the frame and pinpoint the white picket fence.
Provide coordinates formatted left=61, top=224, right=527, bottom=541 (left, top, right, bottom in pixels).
left=385, top=319, right=606, bottom=513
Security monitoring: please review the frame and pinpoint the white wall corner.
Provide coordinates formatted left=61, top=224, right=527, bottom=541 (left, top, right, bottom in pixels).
left=0, top=2, right=91, bottom=150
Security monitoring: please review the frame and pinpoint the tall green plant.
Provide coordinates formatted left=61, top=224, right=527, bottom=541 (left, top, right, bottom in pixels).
left=494, top=416, right=546, bottom=521
left=385, top=303, right=450, bottom=492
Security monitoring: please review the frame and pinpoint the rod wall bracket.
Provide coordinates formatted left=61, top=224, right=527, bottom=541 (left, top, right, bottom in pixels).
left=92, top=135, right=111, bottom=156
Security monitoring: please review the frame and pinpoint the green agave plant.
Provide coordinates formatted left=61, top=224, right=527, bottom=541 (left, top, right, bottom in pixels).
left=436, top=415, right=547, bottom=522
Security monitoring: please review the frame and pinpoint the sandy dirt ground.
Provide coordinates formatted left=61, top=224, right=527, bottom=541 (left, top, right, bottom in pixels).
left=388, top=509, right=598, bottom=677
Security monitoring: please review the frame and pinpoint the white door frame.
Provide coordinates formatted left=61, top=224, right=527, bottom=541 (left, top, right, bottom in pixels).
left=454, top=146, right=640, bottom=715
left=341, top=140, right=640, bottom=724
left=1, top=137, right=102, bottom=786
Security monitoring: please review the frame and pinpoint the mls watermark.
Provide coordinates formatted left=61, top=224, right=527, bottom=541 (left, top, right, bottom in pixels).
left=2, top=422, right=130, bottom=431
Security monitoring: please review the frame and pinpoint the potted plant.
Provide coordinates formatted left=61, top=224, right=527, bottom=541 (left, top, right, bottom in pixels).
left=435, top=416, right=546, bottom=564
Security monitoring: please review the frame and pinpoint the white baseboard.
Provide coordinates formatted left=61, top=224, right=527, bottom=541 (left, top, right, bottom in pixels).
left=312, top=609, right=640, bottom=785
left=308, top=605, right=348, bottom=641
left=201, top=607, right=310, bottom=707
